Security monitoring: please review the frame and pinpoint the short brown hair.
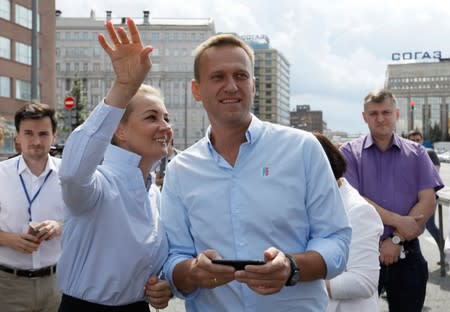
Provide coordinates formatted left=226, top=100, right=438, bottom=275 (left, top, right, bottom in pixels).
left=193, top=33, right=255, bottom=82
left=314, top=133, right=347, bottom=180
left=15, top=101, right=57, bottom=133
left=364, top=89, right=396, bottom=111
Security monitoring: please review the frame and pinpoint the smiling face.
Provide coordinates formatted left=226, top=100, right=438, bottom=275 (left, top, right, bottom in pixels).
left=192, top=44, right=255, bottom=129
left=114, top=90, right=172, bottom=166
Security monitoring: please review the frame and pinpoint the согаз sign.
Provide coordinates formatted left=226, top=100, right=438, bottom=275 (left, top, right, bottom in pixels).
left=392, top=51, right=441, bottom=61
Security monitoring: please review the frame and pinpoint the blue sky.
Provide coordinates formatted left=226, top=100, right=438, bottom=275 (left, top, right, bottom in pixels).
left=56, top=0, right=450, bottom=134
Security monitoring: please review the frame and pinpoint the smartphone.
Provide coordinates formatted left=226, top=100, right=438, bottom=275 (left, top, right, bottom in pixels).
left=212, top=259, right=265, bottom=270
left=27, top=221, right=40, bottom=236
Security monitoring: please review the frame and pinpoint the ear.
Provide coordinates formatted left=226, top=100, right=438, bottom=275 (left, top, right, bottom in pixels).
left=191, top=79, right=202, bottom=102
left=114, top=123, right=127, bottom=143
left=395, top=108, right=400, bottom=121
left=362, top=111, right=368, bottom=124
left=252, top=77, right=256, bottom=96
left=15, top=131, right=21, bottom=144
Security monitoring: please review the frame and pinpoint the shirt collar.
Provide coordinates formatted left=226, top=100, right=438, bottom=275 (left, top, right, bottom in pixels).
left=205, top=113, right=264, bottom=150
left=363, top=133, right=400, bottom=150
left=103, top=144, right=141, bottom=168
left=17, top=154, right=53, bottom=177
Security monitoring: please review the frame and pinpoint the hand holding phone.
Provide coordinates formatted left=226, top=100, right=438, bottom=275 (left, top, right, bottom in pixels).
left=27, top=221, right=40, bottom=236
left=212, top=259, right=265, bottom=270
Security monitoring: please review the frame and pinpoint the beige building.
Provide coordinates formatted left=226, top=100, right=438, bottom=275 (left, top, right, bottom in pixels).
left=242, top=35, right=290, bottom=126
left=55, top=10, right=215, bottom=149
left=385, top=59, right=450, bottom=141
left=0, top=0, right=56, bottom=155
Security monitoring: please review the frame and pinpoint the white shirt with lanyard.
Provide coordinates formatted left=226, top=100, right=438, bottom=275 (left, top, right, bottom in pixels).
left=0, top=155, right=64, bottom=269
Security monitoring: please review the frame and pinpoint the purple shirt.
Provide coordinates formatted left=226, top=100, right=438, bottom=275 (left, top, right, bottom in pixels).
left=340, top=134, right=444, bottom=239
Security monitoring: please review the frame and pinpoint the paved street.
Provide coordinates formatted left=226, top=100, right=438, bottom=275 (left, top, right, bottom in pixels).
left=162, top=163, right=450, bottom=312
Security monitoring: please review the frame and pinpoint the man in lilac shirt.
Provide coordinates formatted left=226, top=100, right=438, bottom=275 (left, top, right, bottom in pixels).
left=340, top=89, right=443, bottom=312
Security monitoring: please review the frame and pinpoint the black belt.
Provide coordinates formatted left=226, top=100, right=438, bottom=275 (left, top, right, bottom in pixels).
left=0, top=264, right=56, bottom=278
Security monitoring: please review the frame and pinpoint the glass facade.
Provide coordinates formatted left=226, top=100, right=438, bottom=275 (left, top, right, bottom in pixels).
left=16, top=79, right=31, bottom=100
left=0, top=76, right=10, bottom=97
left=0, top=36, right=10, bottom=59
left=15, top=4, right=35, bottom=30
left=0, top=0, right=10, bottom=20
left=15, top=42, right=31, bottom=65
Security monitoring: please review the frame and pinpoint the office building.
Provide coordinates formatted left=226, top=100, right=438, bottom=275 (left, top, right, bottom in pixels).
left=290, top=105, right=324, bottom=133
left=385, top=58, right=450, bottom=141
left=56, top=10, right=215, bottom=149
left=0, top=0, right=56, bottom=155
left=242, top=34, right=290, bottom=125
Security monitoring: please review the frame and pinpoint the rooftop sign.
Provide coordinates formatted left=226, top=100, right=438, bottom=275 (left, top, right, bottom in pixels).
left=391, top=51, right=441, bottom=62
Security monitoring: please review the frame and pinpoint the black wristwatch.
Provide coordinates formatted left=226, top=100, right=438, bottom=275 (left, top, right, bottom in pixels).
left=284, top=253, right=300, bottom=286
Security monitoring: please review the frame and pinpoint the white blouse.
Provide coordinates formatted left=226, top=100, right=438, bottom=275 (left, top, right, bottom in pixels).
left=327, top=178, right=384, bottom=312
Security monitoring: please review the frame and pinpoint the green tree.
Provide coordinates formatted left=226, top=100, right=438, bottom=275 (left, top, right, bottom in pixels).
left=429, top=122, right=442, bottom=143
left=57, top=78, right=88, bottom=140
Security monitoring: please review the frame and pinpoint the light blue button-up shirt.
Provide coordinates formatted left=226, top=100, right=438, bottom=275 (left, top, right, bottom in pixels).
left=57, top=101, right=169, bottom=305
left=161, top=116, right=351, bottom=312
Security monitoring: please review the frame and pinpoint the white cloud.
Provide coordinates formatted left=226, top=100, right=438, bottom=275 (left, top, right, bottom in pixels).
left=55, top=0, right=450, bottom=132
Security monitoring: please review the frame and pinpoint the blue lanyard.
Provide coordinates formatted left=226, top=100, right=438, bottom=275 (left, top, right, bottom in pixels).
left=17, top=159, right=53, bottom=222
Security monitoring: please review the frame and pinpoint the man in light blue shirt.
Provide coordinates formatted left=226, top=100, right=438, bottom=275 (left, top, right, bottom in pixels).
left=160, top=33, right=351, bottom=311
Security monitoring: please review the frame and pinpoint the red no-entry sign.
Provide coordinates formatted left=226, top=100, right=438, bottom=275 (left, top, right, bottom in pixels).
left=64, top=96, right=75, bottom=109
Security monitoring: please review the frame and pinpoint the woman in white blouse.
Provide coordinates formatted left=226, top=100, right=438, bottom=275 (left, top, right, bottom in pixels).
left=314, top=133, right=383, bottom=312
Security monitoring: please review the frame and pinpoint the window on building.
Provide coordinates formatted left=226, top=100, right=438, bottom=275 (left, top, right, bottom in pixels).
left=15, top=4, right=36, bottom=30
left=83, top=63, right=88, bottom=71
left=152, top=63, right=160, bottom=71
left=56, top=63, right=60, bottom=71
left=0, top=0, right=10, bottom=20
left=191, top=33, right=196, bottom=41
left=93, top=63, right=100, bottom=71
left=65, top=32, right=71, bottom=41
left=82, top=32, right=88, bottom=40
left=165, top=48, right=170, bottom=56
left=182, top=48, right=187, bottom=57
left=174, top=48, right=178, bottom=57
left=65, top=78, right=71, bottom=90
left=0, top=36, right=10, bottom=59
left=0, top=76, right=10, bottom=97
left=74, top=32, right=79, bottom=40
left=16, top=79, right=31, bottom=100
left=152, top=48, right=159, bottom=56
left=15, top=42, right=31, bottom=65
left=74, top=63, right=79, bottom=72
left=173, top=33, right=178, bottom=41
left=93, top=47, right=101, bottom=57
left=152, top=32, right=160, bottom=41
left=65, top=63, right=70, bottom=72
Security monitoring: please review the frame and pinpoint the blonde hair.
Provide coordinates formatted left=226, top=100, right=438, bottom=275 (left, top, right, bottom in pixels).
left=111, top=84, right=164, bottom=145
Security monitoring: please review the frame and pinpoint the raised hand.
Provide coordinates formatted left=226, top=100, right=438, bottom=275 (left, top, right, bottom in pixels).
left=98, top=18, right=153, bottom=107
